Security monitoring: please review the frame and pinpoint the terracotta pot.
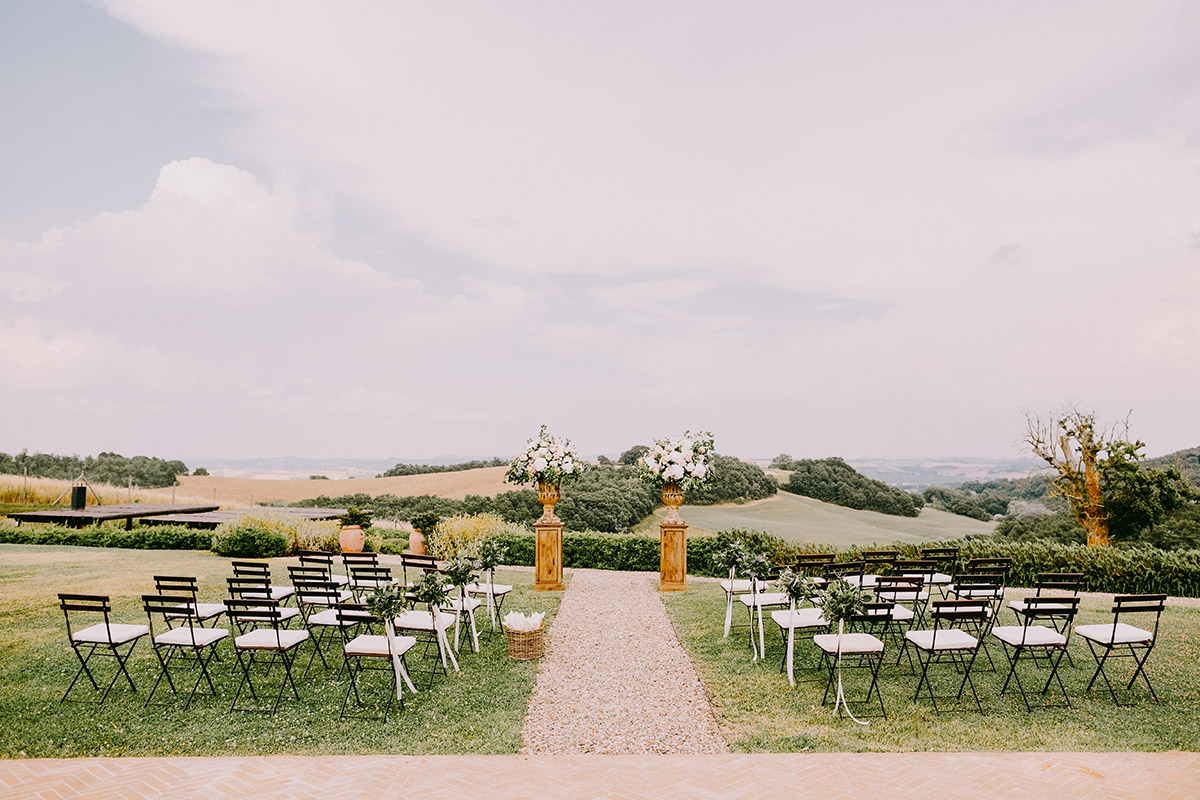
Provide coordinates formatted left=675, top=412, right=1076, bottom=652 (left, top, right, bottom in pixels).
left=537, top=481, right=561, bottom=522
left=661, top=481, right=685, bottom=524
left=409, top=529, right=427, bottom=556
left=340, top=524, right=366, bottom=553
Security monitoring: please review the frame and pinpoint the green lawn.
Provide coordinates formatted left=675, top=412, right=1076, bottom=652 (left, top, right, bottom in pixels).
left=637, top=491, right=996, bottom=548
left=662, top=578, right=1200, bottom=752
left=0, top=544, right=560, bottom=757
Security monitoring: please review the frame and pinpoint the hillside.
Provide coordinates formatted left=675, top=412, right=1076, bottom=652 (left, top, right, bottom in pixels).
left=1146, top=446, right=1200, bottom=486
left=137, top=466, right=512, bottom=507
left=640, top=491, right=996, bottom=548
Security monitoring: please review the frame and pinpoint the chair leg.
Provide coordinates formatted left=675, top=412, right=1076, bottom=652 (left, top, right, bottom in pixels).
left=1126, top=645, right=1159, bottom=702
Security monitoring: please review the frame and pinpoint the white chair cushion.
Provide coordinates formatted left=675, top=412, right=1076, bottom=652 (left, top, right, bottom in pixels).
left=719, top=579, right=762, bottom=593
left=771, top=608, right=828, bottom=630
left=344, top=633, right=417, bottom=658
left=844, top=575, right=878, bottom=589
left=240, top=606, right=300, bottom=622
left=72, top=623, right=149, bottom=644
left=886, top=605, right=916, bottom=622
left=947, top=586, right=1001, bottom=598
left=306, top=608, right=354, bottom=627
left=905, top=628, right=979, bottom=651
left=991, top=625, right=1066, bottom=647
left=166, top=602, right=226, bottom=620
left=234, top=628, right=309, bottom=650
left=1008, top=599, right=1072, bottom=613
left=296, top=590, right=353, bottom=606
left=466, top=582, right=513, bottom=596
left=155, top=626, right=229, bottom=647
left=929, top=572, right=952, bottom=585
left=1075, top=622, right=1154, bottom=645
left=441, top=595, right=483, bottom=612
left=737, top=592, right=788, bottom=609
left=394, top=609, right=455, bottom=633
left=813, top=632, right=885, bottom=655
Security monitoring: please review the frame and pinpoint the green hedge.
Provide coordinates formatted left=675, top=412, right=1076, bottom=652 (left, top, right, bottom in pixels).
left=489, top=529, right=1200, bottom=596
left=0, top=523, right=211, bottom=551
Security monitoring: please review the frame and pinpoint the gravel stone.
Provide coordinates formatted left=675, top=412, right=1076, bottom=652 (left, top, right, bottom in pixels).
left=521, top=569, right=727, bottom=754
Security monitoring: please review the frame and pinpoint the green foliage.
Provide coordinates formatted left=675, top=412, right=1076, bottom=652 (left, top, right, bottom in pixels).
left=0, top=450, right=189, bottom=488
left=0, top=523, right=210, bottom=550
left=820, top=578, right=869, bottom=625
left=309, top=474, right=330, bottom=480
left=378, top=457, right=506, bottom=478
left=683, top=454, right=778, bottom=505
left=427, top=513, right=526, bottom=559
left=210, top=524, right=289, bottom=559
left=711, top=539, right=749, bottom=573
left=192, top=467, right=209, bottom=476
left=769, top=453, right=795, bottom=470
left=776, top=568, right=818, bottom=604
left=409, top=572, right=450, bottom=606
left=363, top=584, right=407, bottom=621
left=995, top=512, right=1084, bottom=544
left=477, top=538, right=509, bottom=571
left=922, top=486, right=994, bottom=521
left=959, top=476, right=1057, bottom=508
left=408, top=511, right=442, bottom=535
left=462, top=490, right=541, bottom=525
left=619, top=445, right=649, bottom=466
left=1101, top=443, right=1197, bottom=542
left=443, top=554, right=480, bottom=587
left=554, top=464, right=658, bottom=533
left=1146, top=446, right=1200, bottom=487
left=781, top=457, right=921, bottom=517
left=338, top=506, right=373, bottom=530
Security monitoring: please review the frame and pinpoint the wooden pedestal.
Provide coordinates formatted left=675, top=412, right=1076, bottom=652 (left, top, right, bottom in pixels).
left=534, top=519, right=564, bottom=591
left=660, top=521, right=688, bottom=591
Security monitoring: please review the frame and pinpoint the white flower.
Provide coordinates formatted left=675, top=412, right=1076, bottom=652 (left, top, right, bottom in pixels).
left=666, top=463, right=686, bottom=480
left=532, top=457, right=548, bottom=472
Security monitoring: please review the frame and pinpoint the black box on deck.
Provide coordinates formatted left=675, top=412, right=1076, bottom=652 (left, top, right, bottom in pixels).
left=70, top=485, right=86, bottom=510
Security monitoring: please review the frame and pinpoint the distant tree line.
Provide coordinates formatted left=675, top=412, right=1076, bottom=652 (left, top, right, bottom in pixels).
left=298, top=457, right=777, bottom=532
left=772, top=455, right=923, bottom=517
left=377, top=457, right=507, bottom=477
left=0, top=450, right=189, bottom=489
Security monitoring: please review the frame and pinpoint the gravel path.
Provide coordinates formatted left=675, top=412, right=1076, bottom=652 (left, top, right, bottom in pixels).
left=521, top=569, right=727, bottom=754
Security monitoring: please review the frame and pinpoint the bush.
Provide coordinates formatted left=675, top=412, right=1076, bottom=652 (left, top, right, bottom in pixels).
left=995, top=512, right=1083, bottom=544
left=923, top=486, right=994, bottom=521
left=210, top=512, right=339, bottom=557
left=554, top=464, right=657, bottom=532
left=683, top=455, right=778, bottom=505
left=781, top=457, right=921, bottom=517
left=210, top=525, right=288, bottom=559
left=427, top=513, right=527, bottom=559
left=0, top=522, right=210, bottom=550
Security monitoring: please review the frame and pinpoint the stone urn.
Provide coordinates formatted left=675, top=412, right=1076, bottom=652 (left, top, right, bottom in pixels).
left=339, top=524, right=366, bottom=553
left=537, top=481, right=561, bottom=522
left=661, top=481, right=685, bottom=523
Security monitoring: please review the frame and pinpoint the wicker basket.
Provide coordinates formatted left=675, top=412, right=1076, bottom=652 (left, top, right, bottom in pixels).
left=503, top=623, right=545, bottom=660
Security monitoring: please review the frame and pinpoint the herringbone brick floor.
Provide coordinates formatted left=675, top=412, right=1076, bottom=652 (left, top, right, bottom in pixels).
left=2, top=752, right=1197, bottom=799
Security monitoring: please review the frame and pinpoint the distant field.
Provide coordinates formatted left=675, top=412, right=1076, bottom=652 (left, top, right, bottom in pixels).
left=134, top=467, right=514, bottom=507
left=640, top=491, right=995, bottom=548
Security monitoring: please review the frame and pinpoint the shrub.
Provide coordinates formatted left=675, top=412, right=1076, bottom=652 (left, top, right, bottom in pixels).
left=554, top=464, right=657, bottom=532
left=427, top=513, right=527, bottom=559
left=0, top=522, right=209, bottom=550
left=683, top=455, right=778, bottom=505
left=210, top=511, right=338, bottom=557
left=211, top=525, right=289, bottom=559
left=781, top=457, right=921, bottom=517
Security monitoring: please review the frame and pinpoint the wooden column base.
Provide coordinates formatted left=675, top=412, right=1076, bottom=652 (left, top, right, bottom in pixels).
left=660, top=521, right=688, bottom=591
left=534, top=519, right=564, bottom=591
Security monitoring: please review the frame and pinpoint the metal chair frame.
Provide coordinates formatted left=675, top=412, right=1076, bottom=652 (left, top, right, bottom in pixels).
left=57, top=593, right=148, bottom=704
left=905, top=599, right=990, bottom=715
left=1077, top=594, right=1166, bottom=706
left=142, top=594, right=229, bottom=710
left=225, top=598, right=308, bottom=714
left=992, top=595, right=1079, bottom=712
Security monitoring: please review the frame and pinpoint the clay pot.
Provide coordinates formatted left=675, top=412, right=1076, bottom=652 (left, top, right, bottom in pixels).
left=339, top=524, right=366, bottom=553
left=409, top=529, right=427, bottom=555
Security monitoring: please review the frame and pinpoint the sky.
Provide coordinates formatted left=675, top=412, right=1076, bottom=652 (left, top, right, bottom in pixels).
left=2, top=1, right=1199, bottom=464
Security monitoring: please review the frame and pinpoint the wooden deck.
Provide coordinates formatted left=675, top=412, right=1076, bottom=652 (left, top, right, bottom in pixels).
left=8, top=504, right=220, bottom=529
left=140, top=507, right=348, bottom=529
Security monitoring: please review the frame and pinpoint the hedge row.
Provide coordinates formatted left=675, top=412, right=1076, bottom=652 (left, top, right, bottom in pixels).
left=489, top=529, right=1200, bottom=597
left=0, top=523, right=211, bottom=551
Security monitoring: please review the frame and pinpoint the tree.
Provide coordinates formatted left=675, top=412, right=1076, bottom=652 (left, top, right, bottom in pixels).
left=618, top=445, right=649, bottom=466
left=1025, top=406, right=1196, bottom=547
left=769, top=453, right=795, bottom=470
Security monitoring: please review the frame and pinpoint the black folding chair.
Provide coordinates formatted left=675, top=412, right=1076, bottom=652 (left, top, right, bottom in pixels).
left=793, top=553, right=836, bottom=578
left=142, top=594, right=229, bottom=710
left=153, top=575, right=226, bottom=628
left=225, top=598, right=309, bottom=714
left=1008, top=572, right=1084, bottom=665
left=903, top=599, right=990, bottom=714
left=292, top=578, right=354, bottom=675
left=337, top=602, right=417, bottom=721
left=814, top=611, right=888, bottom=719
left=297, top=551, right=349, bottom=586
left=919, top=546, right=960, bottom=596
left=1075, top=594, right=1166, bottom=705
left=57, top=593, right=149, bottom=704
left=348, top=565, right=397, bottom=601
left=399, top=553, right=439, bottom=586
left=990, top=596, right=1079, bottom=711
left=231, top=561, right=294, bottom=604
left=225, top=577, right=302, bottom=633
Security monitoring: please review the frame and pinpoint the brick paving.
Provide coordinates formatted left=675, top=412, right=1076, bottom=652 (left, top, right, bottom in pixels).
left=2, top=752, right=1197, bottom=799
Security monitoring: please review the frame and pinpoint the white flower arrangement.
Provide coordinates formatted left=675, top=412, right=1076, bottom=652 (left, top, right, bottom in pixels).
left=505, top=425, right=581, bottom=487
left=636, top=430, right=715, bottom=491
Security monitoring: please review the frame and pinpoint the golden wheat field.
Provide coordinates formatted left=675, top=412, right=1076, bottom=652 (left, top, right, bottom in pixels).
left=0, top=466, right=512, bottom=509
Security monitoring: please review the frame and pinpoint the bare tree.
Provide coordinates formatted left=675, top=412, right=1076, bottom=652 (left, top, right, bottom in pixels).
left=1025, top=405, right=1136, bottom=548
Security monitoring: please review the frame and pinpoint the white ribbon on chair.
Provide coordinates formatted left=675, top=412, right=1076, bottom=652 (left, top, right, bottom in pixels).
left=785, top=598, right=796, bottom=687
left=384, top=619, right=418, bottom=699
left=831, top=618, right=869, bottom=727
left=756, top=579, right=767, bottom=660
left=723, top=565, right=736, bottom=639
left=485, top=567, right=498, bottom=629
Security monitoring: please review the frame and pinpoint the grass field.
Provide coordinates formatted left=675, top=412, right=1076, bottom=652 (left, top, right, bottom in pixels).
left=0, top=545, right=559, bottom=757
left=637, top=491, right=996, bottom=548
left=0, top=467, right=514, bottom=510
left=662, top=578, right=1200, bottom=752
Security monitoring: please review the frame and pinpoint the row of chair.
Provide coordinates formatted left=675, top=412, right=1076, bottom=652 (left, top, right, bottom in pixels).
left=58, top=553, right=514, bottom=718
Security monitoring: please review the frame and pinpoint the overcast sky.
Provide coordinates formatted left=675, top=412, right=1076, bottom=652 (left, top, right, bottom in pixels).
left=2, top=1, right=1199, bottom=463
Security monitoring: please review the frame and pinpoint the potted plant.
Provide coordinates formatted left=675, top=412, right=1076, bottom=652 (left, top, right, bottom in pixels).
left=504, top=425, right=582, bottom=520
left=339, top=506, right=372, bottom=552
left=408, top=512, right=439, bottom=556
left=635, top=430, right=715, bottom=521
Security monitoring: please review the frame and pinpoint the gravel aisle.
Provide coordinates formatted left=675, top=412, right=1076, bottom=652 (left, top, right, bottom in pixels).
left=521, top=569, right=727, bottom=754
